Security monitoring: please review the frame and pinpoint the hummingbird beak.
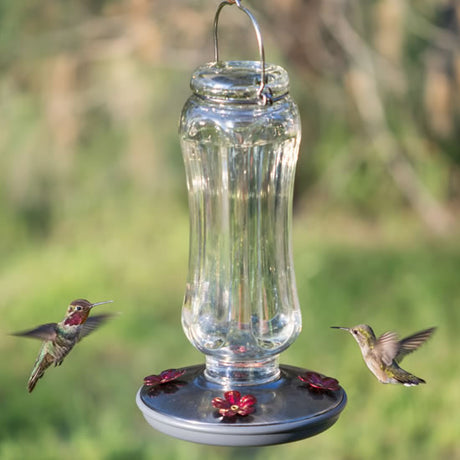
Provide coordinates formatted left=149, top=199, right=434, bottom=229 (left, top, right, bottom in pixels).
left=330, top=326, right=350, bottom=331
left=90, top=300, right=114, bottom=309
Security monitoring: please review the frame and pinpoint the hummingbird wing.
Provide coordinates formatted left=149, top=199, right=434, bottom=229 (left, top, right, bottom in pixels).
left=395, top=327, right=436, bottom=363
left=12, top=323, right=58, bottom=341
left=375, top=331, right=400, bottom=365
left=78, top=313, right=113, bottom=340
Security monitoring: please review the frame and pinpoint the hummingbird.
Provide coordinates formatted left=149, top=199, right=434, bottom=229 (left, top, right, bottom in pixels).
left=331, top=325, right=436, bottom=386
left=13, top=299, right=113, bottom=392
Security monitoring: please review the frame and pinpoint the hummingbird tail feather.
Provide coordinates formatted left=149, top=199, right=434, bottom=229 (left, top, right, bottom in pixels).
left=395, top=372, right=426, bottom=386
left=28, top=366, right=46, bottom=392
left=28, top=374, right=41, bottom=392
left=27, top=355, right=54, bottom=393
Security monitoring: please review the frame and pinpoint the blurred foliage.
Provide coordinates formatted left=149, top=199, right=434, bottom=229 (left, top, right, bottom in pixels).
left=1, top=0, right=459, bottom=239
left=1, top=0, right=460, bottom=459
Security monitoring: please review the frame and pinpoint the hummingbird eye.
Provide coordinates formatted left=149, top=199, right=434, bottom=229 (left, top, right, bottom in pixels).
left=76, top=306, right=82, bottom=311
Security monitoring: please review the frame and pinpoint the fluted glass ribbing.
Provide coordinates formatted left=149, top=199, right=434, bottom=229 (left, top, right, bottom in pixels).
left=180, top=62, right=301, bottom=386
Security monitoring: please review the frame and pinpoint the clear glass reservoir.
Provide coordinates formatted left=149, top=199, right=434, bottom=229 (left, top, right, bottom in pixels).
left=180, top=60, right=302, bottom=385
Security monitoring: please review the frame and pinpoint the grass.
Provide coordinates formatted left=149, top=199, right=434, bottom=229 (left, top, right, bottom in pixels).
left=1, top=197, right=459, bottom=460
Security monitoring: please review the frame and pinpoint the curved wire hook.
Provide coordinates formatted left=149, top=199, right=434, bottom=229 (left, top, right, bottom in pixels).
left=213, top=0, right=271, bottom=104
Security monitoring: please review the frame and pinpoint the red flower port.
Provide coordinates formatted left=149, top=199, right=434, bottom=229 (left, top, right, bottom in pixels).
left=144, top=368, right=186, bottom=386
left=212, top=390, right=257, bottom=418
left=298, top=371, right=340, bottom=392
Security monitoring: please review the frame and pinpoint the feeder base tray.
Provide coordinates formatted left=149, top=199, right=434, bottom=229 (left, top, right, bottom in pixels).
left=136, top=363, right=347, bottom=447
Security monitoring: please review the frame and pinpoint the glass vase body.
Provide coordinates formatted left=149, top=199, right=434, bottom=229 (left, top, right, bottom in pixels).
left=180, top=61, right=302, bottom=385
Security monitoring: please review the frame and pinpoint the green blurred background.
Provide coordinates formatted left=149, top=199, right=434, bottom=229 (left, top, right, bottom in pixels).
left=1, top=0, right=459, bottom=458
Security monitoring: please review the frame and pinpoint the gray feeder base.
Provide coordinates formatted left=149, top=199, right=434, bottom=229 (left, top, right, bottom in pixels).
left=136, top=364, right=347, bottom=447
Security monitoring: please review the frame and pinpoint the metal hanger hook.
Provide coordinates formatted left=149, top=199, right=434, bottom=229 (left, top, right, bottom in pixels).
left=213, top=0, right=271, bottom=104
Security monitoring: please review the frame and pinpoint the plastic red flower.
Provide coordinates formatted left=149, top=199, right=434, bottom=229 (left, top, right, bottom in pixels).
left=143, top=368, right=185, bottom=386
left=298, top=371, right=340, bottom=392
left=212, top=390, right=257, bottom=418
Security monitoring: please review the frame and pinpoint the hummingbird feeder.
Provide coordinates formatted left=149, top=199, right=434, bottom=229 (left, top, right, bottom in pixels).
left=136, top=0, right=347, bottom=446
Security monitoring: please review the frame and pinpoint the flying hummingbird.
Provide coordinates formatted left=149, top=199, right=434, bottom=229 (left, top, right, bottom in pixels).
left=331, top=325, right=436, bottom=386
left=13, top=299, right=113, bottom=392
